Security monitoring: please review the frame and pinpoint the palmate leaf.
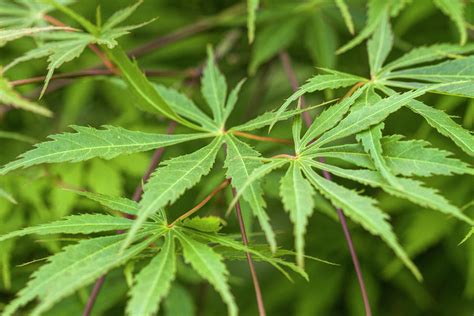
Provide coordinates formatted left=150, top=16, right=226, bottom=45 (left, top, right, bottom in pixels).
left=3, top=231, right=161, bottom=316
left=0, top=77, right=52, bottom=117
left=306, top=160, right=473, bottom=225
left=224, top=135, right=278, bottom=251
left=0, top=125, right=212, bottom=175
left=280, top=163, right=315, bottom=267
left=313, top=135, right=474, bottom=177
left=0, top=214, right=134, bottom=243
left=432, top=0, right=466, bottom=45
left=272, top=70, right=363, bottom=129
left=69, top=190, right=139, bottom=215
left=126, top=232, right=176, bottom=316
left=300, top=163, right=421, bottom=280
left=357, top=123, right=402, bottom=189
left=201, top=47, right=227, bottom=126
left=367, top=12, right=393, bottom=77
left=123, top=137, right=222, bottom=251
left=175, top=229, right=237, bottom=316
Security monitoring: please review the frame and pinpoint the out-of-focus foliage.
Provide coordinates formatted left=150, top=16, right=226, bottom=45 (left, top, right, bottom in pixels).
left=0, top=0, right=473, bottom=315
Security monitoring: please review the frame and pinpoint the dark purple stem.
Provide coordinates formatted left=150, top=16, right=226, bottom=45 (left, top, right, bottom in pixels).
left=279, top=51, right=372, bottom=316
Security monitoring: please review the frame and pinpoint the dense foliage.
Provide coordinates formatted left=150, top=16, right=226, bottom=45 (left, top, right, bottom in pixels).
left=0, top=0, right=473, bottom=315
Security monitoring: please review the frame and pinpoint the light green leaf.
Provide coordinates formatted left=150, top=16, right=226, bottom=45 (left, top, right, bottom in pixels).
left=0, top=214, right=134, bottom=243
left=357, top=123, right=402, bottom=189
left=106, top=46, right=201, bottom=130
left=0, top=77, right=52, bottom=117
left=247, top=0, right=259, bottom=43
left=280, top=163, right=315, bottom=267
left=0, top=187, right=16, bottom=204
left=335, top=0, right=355, bottom=34
left=367, top=13, right=393, bottom=77
left=306, top=160, right=473, bottom=225
left=175, top=230, right=237, bottom=316
left=102, top=0, right=143, bottom=31
left=313, top=135, right=474, bottom=176
left=249, top=17, right=301, bottom=75
left=381, top=43, right=474, bottom=73
left=123, top=137, right=222, bottom=251
left=201, top=47, right=227, bottom=126
left=182, top=216, right=223, bottom=233
left=433, top=0, right=467, bottom=45
left=155, top=84, right=217, bottom=131
left=385, top=79, right=474, bottom=98
left=223, top=79, right=245, bottom=124
left=164, top=284, right=195, bottom=316
left=0, top=126, right=211, bottom=175
left=69, top=189, right=139, bottom=215
left=300, top=164, right=421, bottom=280
left=126, top=232, right=176, bottom=316
left=0, top=131, right=36, bottom=144
left=272, top=71, right=362, bottom=129
left=336, top=0, right=389, bottom=54
left=224, top=135, right=279, bottom=251
left=0, top=26, right=72, bottom=46
left=3, top=231, right=159, bottom=316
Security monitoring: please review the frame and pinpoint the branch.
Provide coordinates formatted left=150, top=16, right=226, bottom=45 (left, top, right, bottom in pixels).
left=279, top=51, right=372, bottom=316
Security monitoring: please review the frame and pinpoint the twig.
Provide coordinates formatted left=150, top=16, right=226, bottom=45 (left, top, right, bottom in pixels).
left=279, top=51, right=372, bottom=316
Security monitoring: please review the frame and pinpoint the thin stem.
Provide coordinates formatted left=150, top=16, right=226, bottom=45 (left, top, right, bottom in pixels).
left=232, top=187, right=266, bottom=316
left=279, top=51, right=372, bottom=316
left=168, top=179, right=231, bottom=227
left=232, top=130, right=292, bottom=145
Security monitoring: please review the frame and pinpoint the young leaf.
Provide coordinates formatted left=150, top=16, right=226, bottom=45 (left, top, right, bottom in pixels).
left=300, top=163, right=421, bottom=280
left=182, top=216, right=223, bottom=233
left=0, top=214, right=134, bottom=243
left=0, top=126, right=212, bottom=175
left=0, top=77, right=52, bottom=117
left=69, top=189, right=139, bottom=215
left=280, top=163, right=315, bottom=267
left=201, top=47, right=227, bottom=126
left=3, top=232, right=160, bottom=316
left=101, top=0, right=143, bottom=31
left=0, top=26, right=72, bottom=46
left=335, top=0, right=355, bottom=34
left=123, top=137, right=222, bottom=251
left=433, top=0, right=467, bottom=45
left=224, top=135, right=277, bottom=251
left=367, top=13, right=393, bottom=77
left=223, top=79, right=245, bottom=124
left=313, top=135, right=474, bottom=177
left=247, top=0, right=259, bottom=43
left=175, top=230, right=237, bottom=316
left=357, top=123, right=402, bottom=189
left=126, top=232, right=176, bottom=316
left=155, top=84, right=217, bottom=131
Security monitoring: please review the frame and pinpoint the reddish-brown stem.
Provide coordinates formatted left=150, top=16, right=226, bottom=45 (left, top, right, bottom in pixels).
left=168, top=179, right=231, bottom=227
left=232, top=130, right=292, bottom=145
left=280, top=52, right=372, bottom=316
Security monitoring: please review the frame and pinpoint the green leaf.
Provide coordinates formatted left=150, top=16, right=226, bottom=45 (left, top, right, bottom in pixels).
left=182, top=216, right=223, bottom=233
left=247, top=0, right=259, bottom=43
left=381, top=43, right=474, bottom=73
left=0, top=187, right=16, bottom=204
left=223, top=79, right=245, bottom=124
left=433, top=0, right=467, bottom=45
left=102, top=0, right=143, bottom=31
left=126, top=232, right=176, bottom=316
left=155, top=84, right=217, bottom=131
left=336, top=0, right=389, bottom=54
left=0, top=26, right=72, bottom=46
left=0, top=126, right=211, bottom=175
left=3, top=231, right=159, bottom=316
left=305, top=12, right=338, bottom=70
left=313, top=135, right=474, bottom=177
left=367, top=13, right=393, bottom=77
left=280, top=163, right=315, bottom=267
left=300, top=85, right=366, bottom=148
left=300, top=163, right=421, bottom=280
left=385, top=79, right=474, bottom=98
left=272, top=71, right=362, bottom=129
left=175, top=230, right=237, bottom=316
left=0, top=77, right=52, bottom=117
left=68, top=189, right=139, bottom=215
left=163, top=284, right=195, bottom=316
left=357, top=123, right=402, bottom=189
left=0, top=214, right=134, bottom=243
left=201, top=47, right=227, bottom=126
left=249, top=17, right=301, bottom=75
left=313, top=86, right=439, bottom=148
left=335, top=0, right=355, bottom=35
left=123, top=137, right=222, bottom=251
left=105, top=46, right=201, bottom=130
left=306, top=160, right=473, bottom=225
left=224, top=135, right=279, bottom=251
